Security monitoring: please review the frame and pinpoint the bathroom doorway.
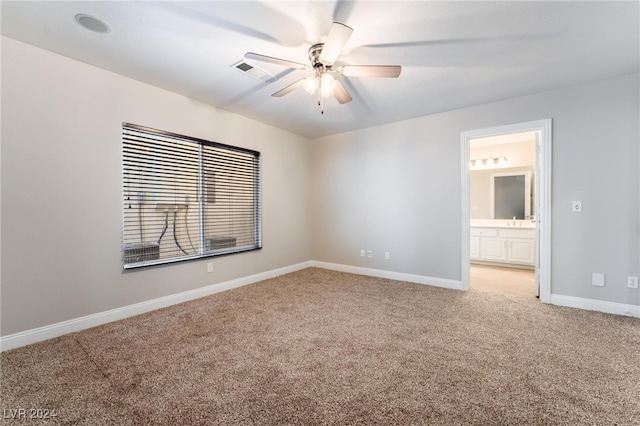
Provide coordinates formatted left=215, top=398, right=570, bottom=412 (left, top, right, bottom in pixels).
left=460, top=120, right=552, bottom=302
left=469, top=131, right=537, bottom=298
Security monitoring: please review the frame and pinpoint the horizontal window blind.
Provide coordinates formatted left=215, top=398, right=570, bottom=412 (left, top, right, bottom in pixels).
left=122, top=123, right=261, bottom=268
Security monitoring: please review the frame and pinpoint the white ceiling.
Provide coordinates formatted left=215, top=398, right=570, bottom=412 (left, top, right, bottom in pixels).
left=2, top=1, right=638, bottom=139
left=471, top=131, right=536, bottom=148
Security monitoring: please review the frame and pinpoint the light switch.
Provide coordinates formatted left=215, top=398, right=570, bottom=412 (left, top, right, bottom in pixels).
left=572, top=201, right=582, bottom=212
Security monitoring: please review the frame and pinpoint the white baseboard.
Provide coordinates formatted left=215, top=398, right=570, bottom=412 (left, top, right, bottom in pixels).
left=0, top=261, right=313, bottom=352
left=4, top=261, right=636, bottom=352
left=550, top=294, right=640, bottom=318
left=310, top=261, right=464, bottom=291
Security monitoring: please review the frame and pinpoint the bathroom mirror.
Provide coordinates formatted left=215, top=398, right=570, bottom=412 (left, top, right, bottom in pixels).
left=490, top=172, right=532, bottom=219
left=469, top=168, right=533, bottom=220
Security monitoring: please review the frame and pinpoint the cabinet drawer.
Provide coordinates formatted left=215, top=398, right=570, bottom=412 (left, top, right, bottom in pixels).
left=470, top=228, right=498, bottom=237
left=499, top=228, right=535, bottom=239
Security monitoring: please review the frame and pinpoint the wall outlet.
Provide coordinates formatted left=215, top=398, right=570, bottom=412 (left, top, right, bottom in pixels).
left=628, top=276, right=639, bottom=289
left=572, top=201, right=582, bottom=212
left=384, top=252, right=390, bottom=260
left=360, top=249, right=365, bottom=258
left=367, top=250, right=373, bottom=259
left=591, top=272, right=605, bottom=287
left=207, top=262, right=213, bottom=273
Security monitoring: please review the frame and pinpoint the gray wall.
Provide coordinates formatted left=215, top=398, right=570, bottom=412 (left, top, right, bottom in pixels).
left=311, top=73, right=639, bottom=306
left=2, top=35, right=639, bottom=338
left=1, top=37, right=312, bottom=336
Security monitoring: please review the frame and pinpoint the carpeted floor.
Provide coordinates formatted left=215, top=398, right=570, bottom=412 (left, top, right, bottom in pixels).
left=1, top=268, right=639, bottom=425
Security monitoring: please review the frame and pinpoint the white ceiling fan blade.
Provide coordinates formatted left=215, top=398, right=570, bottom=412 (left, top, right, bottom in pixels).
left=319, top=22, right=353, bottom=65
left=333, top=80, right=352, bottom=104
left=341, top=65, right=402, bottom=78
left=245, top=52, right=308, bottom=70
left=271, top=79, right=304, bottom=97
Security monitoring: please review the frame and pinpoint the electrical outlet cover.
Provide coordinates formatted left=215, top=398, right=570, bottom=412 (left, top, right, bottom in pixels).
left=592, top=272, right=605, bottom=287
left=628, top=276, right=639, bottom=289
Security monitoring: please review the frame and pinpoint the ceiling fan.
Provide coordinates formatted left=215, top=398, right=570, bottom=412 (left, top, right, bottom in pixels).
left=245, top=22, right=401, bottom=114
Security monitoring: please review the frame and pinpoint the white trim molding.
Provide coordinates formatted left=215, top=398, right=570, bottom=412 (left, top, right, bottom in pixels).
left=310, top=261, right=464, bottom=291
left=1, top=261, right=460, bottom=352
left=461, top=119, right=552, bottom=303
left=0, top=261, right=313, bottom=352
left=6, top=259, right=637, bottom=352
left=550, top=294, right=640, bottom=319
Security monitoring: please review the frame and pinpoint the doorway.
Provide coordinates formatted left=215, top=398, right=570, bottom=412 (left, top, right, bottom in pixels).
left=460, top=120, right=552, bottom=303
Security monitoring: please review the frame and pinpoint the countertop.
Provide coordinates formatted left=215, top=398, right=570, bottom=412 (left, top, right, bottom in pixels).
left=470, top=220, right=536, bottom=229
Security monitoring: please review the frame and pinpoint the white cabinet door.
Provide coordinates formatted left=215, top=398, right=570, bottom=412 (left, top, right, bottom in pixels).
left=471, top=226, right=535, bottom=267
left=508, top=238, right=535, bottom=264
left=482, top=238, right=507, bottom=261
left=470, top=236, right=480, bottom=259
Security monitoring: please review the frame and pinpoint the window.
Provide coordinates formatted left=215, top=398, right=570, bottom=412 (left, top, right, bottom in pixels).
left=122, top=123, right=261, bottom=268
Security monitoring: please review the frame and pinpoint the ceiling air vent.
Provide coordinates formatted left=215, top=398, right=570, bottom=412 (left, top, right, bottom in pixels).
left=231, top=60, right=276, bottom=83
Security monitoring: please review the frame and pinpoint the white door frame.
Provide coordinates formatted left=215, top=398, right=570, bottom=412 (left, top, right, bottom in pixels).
left=460, top=119, right=552, bottom=303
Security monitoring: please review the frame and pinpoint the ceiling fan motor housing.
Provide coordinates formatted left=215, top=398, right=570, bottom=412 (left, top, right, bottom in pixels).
left=309, top=43, right=328, bottom=69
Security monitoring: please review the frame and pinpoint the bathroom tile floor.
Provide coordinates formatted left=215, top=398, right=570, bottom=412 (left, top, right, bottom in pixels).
left=470, top=264, right=536, bottom=299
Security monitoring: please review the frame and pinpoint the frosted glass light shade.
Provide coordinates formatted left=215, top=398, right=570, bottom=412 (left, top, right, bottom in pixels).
left=303, top=77, right=318, bottom=94
left=320, top=73, right=336, bottom=97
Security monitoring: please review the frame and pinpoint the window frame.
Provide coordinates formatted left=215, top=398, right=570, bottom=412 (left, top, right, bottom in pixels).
left=122, top=123, right=261, bottom=269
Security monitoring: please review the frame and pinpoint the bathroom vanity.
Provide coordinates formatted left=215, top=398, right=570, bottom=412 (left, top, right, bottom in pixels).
left=470, top=221, right=535, bottom=269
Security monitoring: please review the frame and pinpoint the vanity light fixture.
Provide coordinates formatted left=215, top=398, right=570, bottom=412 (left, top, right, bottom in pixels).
left=470, top=156, right=507, bottom=167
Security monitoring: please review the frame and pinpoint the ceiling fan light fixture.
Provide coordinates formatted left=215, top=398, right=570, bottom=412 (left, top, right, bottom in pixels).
left=320, top=73, right=336, bottom=97
left=246, top=20, right=400, bottom=115
left=303, top=76, right=319, bottom=94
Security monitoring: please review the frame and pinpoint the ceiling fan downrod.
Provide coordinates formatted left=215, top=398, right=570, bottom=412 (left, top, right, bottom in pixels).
left=309, top=44, right=335, bottom=114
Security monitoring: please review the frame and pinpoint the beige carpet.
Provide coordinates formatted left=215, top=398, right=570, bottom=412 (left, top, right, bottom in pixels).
left=1, top=268, right=639, bottom=425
